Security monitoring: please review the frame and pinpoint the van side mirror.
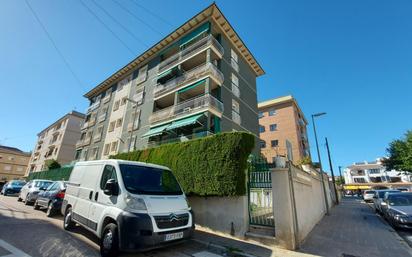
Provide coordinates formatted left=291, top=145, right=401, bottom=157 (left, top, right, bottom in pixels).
left=104, top=179, right=119, bottom=196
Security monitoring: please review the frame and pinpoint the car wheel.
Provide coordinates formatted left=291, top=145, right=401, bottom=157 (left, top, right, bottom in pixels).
left=64, top=207, right=75, bottom=230
left=17, top=196, right=22, bottom=202
left=46, top=202, right=55, bottom=217
left=33, top=200, right=40, bottom=210
left=100, top=223, right=119, bottom=257
left=3, top=191, right=7, bottom=196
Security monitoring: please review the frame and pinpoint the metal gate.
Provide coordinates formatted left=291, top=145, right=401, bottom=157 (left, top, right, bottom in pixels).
left=248, top=155, right=275, bottom=227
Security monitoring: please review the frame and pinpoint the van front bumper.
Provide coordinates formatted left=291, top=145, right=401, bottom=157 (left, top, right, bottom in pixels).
left=117, top=211, right=194, bottom=252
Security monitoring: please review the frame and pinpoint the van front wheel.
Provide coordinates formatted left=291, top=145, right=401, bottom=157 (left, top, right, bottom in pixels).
left=100, top=223, right=119, bottom=257
left=64, top=207, right=75, bottom=230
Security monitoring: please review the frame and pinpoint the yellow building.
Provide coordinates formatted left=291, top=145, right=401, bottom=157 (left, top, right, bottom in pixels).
left=0, top=145, right=30, bottom=182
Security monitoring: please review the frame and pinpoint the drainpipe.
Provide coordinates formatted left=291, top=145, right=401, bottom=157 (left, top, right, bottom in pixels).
left=287, top=161, right=299, bottom=248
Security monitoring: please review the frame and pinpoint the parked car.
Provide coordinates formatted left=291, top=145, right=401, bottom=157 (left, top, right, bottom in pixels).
left=381, top=192, right=412, bottom=228
left=0, top=181, right=7, bottom=192
left=62, top=160, right=194, bottom=257
left=1, top=180, right=26, bottom=196
left=18, top=179, right=53, bottom=205
left=34, top=181, right=67, bottom=217
left=363, top=190, right=376, bottom=202
left=395, top=187, right=409, bottom=192
left=373, top=189, right=401, bottom=213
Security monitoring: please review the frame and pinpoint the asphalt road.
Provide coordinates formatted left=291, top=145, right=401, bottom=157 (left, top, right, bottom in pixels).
left=0, top=194, right=222, bottom=257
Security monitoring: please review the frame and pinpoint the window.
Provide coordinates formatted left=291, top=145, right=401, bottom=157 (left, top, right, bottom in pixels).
left=100, top=165, right=117, bottom=189
left=269, top=109, right=276, bottom=116
left=271, top=140, right=279, bottom=147
left=4, top=165, right=11, bottom=171
left=108, top=121, right=115, bottom=132
left=91, top=147, right=99, bottom=160
left=136, top=65, right=148, bottom=85
left=116, top=118, right=123, bottom=128
left=270, top=124, right=277, bottom=131
left=258, top=111, right=264, bottom=119
left=8, top=156, right=14, bottom=161
left=103, top=144, right=110, bottom=156
left=259, top=125, right=265, bottom=133
left=121, top=97, right=127, bottom=106
left=133, top=87, right=145, bottom=105
left=128, top=136, right=136, bottom=151
left=231, top=73, right=240, bottom=97
left=118, top=76, right=131, bottom=91
left=230, top=49, right=239, bottom=72
left=232, top=99, right=240, bottom=113
left=232, top=99, right=241, bottom=125
left=111, top=141, right=118, bottom=152
left=354, top=178, right=366, bottom=183
left=260, top=140, right=266, bottom=148
left=132, top=109, right=141, bottom=130
left=113, top=100, right=120, bottom=111
left=16, top=167, right=23, bottom=172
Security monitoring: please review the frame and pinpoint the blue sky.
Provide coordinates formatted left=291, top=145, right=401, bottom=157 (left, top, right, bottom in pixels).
left=1, top=0, right=411, bottom=173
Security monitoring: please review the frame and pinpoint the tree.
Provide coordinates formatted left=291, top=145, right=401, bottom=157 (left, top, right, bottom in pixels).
left=45, top=159, right=61, bottom=170
left=383, top=131, right=412, bottom=172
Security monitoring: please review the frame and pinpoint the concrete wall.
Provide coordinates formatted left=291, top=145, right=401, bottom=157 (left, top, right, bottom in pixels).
left=188, top=195, right=249, bottom=237
left=272, top=164, right=333, bottom=250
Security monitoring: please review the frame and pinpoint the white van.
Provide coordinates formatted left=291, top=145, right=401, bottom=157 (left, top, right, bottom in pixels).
left=62, top=160, right=194, bottom=257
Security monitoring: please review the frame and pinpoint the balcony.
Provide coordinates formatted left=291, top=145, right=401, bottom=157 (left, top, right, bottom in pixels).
left=98, top=113, right=107, bottom=123
left=158, top=35, right=224, bottom=75
left=87, top=100, right=101, bottom=113
left=93, top=134, right=102, bottom=143
left=148, top=131, right=213, bottom=148
left=154, top=62, right=224, bottom=99
left=76, top=137, right=91, bottom=148
left=149, top=94, right=223, bottom=125
left=88, top=117, right=96, bottom=127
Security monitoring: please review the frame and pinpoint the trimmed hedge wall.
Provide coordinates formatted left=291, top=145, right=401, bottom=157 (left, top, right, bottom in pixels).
left=27, top=167, right=73, bottom=181
left=112, top=132, right=255, bottom=196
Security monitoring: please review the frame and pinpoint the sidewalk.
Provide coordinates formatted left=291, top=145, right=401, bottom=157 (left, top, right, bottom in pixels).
left=299, top=197, right=412, bottom=257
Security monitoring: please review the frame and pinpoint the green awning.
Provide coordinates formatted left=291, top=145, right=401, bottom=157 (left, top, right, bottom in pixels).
left=167, top=114, right=204, bottom=131
left=178, top=79, right=206, bottom=94
left=157, top=67, right=178, bottom=80
left=141, top=124, right=170, bottom=138
left=179, top=22, right=210, bottom=48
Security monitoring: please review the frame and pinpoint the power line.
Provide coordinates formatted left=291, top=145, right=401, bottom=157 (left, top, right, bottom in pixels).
left=90, top=0, right=149, bottom=48
left=24, top=0, right=85, bottom=89
left=111, top=0, right=164, bottom=36
left=78, top=0, right=136, bottom=55
left=129, top=0, right=174, bottom=28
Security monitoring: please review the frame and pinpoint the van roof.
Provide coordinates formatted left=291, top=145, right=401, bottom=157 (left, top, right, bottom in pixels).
left=74, top=159, right=171, bottom=171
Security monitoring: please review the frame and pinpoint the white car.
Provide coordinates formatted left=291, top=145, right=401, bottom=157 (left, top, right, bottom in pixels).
left=363, top=190, right=376, bottom=202
left=62, top=160, right=194, bottom=257
left=18, top=179, right=53, bottom=205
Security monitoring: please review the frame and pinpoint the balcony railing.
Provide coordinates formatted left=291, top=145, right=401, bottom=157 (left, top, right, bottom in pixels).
left=149, top=94, right=223, bottom=125
left=98, top=113, right=106, bottom=123
left=154, top=62, right=224, bottom=99
left=147, top=131, right=214, bottom=148
left=87, top=100, right=101, bottom=113
left=76, top=137, right=91, bottom=148
left=93, top=134, right=102, bottom=143
left=158, top=35, right=224, bottom=74
left=102, top=93, right=111, bottom=103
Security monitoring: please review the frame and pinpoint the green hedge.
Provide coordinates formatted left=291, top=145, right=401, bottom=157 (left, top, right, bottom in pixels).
left=27, top=166, right=73, bottom=181
left=112, top=132, right=255, bottom=196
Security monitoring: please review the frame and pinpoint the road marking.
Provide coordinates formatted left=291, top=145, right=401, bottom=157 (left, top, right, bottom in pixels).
left=0, top=240, right=31, bottom=257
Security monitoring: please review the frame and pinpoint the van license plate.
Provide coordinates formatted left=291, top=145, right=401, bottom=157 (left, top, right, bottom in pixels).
left=165, top=231, right=184, bottom=241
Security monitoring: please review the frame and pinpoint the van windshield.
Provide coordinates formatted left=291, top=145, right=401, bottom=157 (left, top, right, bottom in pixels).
left=119, top=164, right=183, bottom=195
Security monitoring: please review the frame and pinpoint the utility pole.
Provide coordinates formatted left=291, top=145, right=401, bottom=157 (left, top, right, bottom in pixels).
left=311, top=113, right=329, bottom=215
left=338, top=166, right=344, bottom=184
left=325, top=137, right=339, bottom=204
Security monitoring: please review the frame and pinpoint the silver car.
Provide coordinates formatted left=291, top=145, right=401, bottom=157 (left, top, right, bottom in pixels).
left=18, top=179, right=53, bottom=205
left=363, top=190, right=376, bottom=202
left=373, top=190, right=400, bottom=213
left=381, top=192, right=412, bottom=228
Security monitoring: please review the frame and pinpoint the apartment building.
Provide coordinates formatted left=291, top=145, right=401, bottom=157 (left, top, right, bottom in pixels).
left=258, top=95, right=310, bottom=163
left=75, top=3, right=264, bottom=161
left=0, top=146, right=30, bottom=182
left=344, top=159, right=411, bottom=184
left=26, top=111, right=85, bottom=174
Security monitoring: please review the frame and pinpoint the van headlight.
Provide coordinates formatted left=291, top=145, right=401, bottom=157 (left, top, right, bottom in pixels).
left=125, top=194, right=147, bottom=211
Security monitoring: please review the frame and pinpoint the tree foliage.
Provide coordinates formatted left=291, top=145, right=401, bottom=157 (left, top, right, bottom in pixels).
left=383, top=131, right=412, bottom=172
left=45, top=159, right=61, bottom=170
left=111, top=132, right=255, bottom=196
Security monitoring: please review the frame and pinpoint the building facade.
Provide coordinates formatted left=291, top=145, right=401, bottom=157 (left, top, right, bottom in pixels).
left=75, top=3, right=264, bottom=161
left=26, top=111, right=85, bottom=174
left=0, top=146, right=30, bottom=182
left=343, top=159, right=411, bottom=184
left=258, top=95, right=310, bottom=163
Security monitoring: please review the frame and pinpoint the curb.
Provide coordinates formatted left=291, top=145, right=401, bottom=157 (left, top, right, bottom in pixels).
left=191, top=238, right=259, bottom=257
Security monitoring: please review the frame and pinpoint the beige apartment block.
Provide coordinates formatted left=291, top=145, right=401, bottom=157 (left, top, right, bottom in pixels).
left=0, top=145, right=30, bottom=182
left=26, top=111, right=85, bottom=175
left=258, top=95, right=310, bottom=164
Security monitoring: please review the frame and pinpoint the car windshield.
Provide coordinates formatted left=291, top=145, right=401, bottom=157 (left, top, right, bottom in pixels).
left=388, top=194, right=412, bottom=206
left=365, top=191, right=375, bottom=194
left=11, top=181, right=25, bottom=186
left=119, top=164, right=183, bottom=195
left=378, top=190, right=399, bottom=198
left=34, top=181, right=53, bottom=188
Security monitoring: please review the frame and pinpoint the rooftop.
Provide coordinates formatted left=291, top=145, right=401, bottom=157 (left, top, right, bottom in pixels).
left=38, top=110, right=85, bottom=136
left=258, top=95, right=308, bottom=124
left=84, top=3, right=265, bottom=99
left=0, top=145, right=30, bottom=156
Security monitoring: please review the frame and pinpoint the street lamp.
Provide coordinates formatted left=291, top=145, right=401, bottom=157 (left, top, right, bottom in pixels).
left=311, top=112, right=329, bottom=215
